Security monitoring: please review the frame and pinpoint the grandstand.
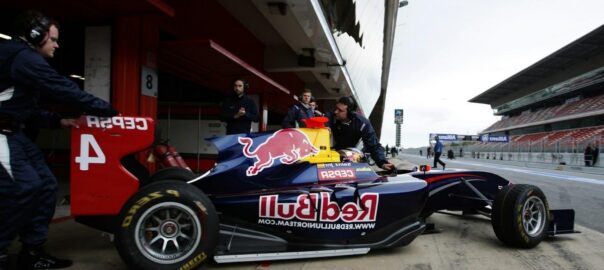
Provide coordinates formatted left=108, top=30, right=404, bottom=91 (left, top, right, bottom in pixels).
left=468, top=24, right=604, bottom=167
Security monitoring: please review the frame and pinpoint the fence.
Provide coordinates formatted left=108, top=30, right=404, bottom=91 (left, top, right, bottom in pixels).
left=460, top=135, right=602, bottom=167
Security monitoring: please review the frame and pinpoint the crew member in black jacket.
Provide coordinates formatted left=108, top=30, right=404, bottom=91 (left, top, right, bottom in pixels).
left=0, top=11, right=118, bottom=269
left=281, top=88, right=313, bottom=128
left=220, top=78, right=259, bottom=134
left=327, top=96, right=394, bottom=171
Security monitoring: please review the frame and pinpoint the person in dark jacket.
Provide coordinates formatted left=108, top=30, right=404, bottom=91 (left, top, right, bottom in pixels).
left=326, top=96, right=394, bottom=171
left=584, top=144, right=593, bottom=167
left=220, top=78, right=259, bottom=134
left=433, top=136, right=446, bottom=169
left=281, top=88, right=313, bottom=128
left=0, top=11, right=118, bottom=269
left=593, top=145, right=600, bottom=166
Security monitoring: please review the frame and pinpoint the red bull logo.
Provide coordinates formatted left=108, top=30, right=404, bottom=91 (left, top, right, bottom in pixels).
left=259, top=192, right=379, bottom=222
left=238, top=129, right=319, bottom=176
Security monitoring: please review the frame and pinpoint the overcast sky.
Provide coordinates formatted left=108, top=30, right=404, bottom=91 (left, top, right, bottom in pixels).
left=379, top=0, right=604, bottom=148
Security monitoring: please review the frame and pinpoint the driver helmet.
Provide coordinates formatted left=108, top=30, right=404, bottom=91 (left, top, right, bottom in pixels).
left=338, top=148, right=365, bottom=163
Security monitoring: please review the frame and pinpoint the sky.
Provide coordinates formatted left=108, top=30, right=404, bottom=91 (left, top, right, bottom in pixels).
left=379, top=0, right=604, bottom=148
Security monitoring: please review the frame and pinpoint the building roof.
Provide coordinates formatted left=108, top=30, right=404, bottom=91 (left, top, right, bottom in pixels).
left=469, top=24, right=604, bottom=105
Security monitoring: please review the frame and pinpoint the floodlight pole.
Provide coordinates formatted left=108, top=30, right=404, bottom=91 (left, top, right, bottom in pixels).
left=396, top=123, right=401, bottom=147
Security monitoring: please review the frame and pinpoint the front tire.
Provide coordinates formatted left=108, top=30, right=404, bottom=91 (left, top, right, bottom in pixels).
left=491, top=184, right=549, bottom=248
left=116, top=180, right=218, bottom=269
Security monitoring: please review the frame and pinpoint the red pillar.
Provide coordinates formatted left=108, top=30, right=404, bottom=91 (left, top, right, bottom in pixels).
left=112, top=16, right=159, bottom=172
left=139, top=16, right=159, bottom=118
left=111, top=16, right=158, bottom=119
left=112, top=16, right=141, bottom=115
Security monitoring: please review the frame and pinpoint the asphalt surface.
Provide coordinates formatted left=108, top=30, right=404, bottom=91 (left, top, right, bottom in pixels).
left=398, top=153, right=604, bottom=233
left=6, top=213, right=604, bottom=270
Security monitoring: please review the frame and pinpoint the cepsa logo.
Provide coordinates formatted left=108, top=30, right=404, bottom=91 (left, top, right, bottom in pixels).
left=259, top=192, right=378, bottom=223
left=85, top=116, right=148, bottom=130
left=318, top=168, right=356, bottom=181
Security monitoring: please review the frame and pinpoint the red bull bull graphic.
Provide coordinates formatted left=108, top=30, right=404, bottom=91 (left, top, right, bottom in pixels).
left=238, top=129, right=319, bottom=176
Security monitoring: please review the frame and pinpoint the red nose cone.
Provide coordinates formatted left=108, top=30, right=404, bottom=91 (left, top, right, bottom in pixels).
left=302, top=116, right=329, bottom=128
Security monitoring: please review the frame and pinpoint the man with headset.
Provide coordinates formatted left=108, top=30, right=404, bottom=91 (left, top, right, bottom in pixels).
left=281, top=88, right=313, bottom=128
left=327, top=96, right=394, bottom=171
left=0, top=11, right=118, bottom=269
left=220, top=78, right=259, bottom=135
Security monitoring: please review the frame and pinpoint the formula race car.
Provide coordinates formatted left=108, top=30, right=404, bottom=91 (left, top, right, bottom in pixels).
left=69, top=116, right=576, bottom=270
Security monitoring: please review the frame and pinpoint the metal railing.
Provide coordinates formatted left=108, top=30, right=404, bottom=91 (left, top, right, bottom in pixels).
left=460, top=135, right=602, bottom=167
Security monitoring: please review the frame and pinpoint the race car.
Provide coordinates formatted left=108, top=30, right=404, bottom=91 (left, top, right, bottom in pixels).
left=69, top=116, right=576, bottom=270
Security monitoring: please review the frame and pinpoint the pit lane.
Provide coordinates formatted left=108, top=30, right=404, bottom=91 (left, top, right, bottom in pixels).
left=6, top=210, right=604, bottom=269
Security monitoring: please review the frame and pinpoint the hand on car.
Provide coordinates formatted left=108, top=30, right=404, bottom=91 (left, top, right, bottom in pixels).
left=60, top=118, right=80, bottom=128
left=381, top=162, right=395, bottom=171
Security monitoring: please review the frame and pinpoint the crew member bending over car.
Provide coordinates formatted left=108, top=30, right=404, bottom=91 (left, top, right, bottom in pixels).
left=326, top=96, right=394, bottom=171
left=0, top=11, right=118, bottom=270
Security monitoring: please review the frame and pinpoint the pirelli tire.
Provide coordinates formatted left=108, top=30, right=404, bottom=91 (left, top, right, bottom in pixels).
left=141, top=167, right=197, bottom=187
left=491, top=184, right=550, bottom=248
left=116, top=180, right=218, bottom=270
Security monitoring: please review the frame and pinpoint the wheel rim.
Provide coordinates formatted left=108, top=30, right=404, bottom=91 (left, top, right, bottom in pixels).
left=134, top=202, right=202, bottom=264
left=521, top=196, right=546, bottom=237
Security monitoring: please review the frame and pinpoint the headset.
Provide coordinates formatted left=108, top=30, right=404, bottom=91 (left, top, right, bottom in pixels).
left=25, top=13, right=51, bottom=46
left=233, top=78, right=249, bottom=90
left=338, top=96, right=358, bottom=113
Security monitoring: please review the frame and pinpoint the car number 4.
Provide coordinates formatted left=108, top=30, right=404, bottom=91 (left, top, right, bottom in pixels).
left=75, top=134, right=106, bottom=170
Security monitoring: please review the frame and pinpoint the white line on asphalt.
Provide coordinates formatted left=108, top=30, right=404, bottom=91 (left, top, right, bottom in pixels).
left=400, top=154, right=604, bottom=185
left=451, top=160, right=604, bottom=186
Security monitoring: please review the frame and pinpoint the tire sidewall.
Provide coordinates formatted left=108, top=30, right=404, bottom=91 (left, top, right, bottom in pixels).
left=510, top=186, right=549, bottom=247
left=491, top=184, right=513, bottom=245
left=491, top=184, right=549, bottom=248
left=116, top=181, right=218, bottom=270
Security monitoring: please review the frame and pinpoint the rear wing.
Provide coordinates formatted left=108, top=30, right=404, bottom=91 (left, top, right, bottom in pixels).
left=70, top=116, right=155, bottom=216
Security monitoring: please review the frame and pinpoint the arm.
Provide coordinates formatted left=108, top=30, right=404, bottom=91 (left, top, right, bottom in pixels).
left=24, top=109, right=62, bottom=129
left=358, top=117, right=393, bottom=170
left=358, top=118, right=388, bottom=167
left=12, top=52, right=117, bottom=117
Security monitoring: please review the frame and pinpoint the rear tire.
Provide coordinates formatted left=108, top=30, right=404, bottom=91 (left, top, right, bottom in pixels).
left=116, top=180, right=218, bottom=269
left=141, top=167, right=197, bottom=187
left=491, top=184, right=549, bottom=248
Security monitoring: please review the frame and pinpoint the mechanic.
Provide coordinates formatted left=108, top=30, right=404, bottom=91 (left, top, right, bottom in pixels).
left=433, top=136, right=446, bottom=169
left=326, top=96, right=394, bottom=171
left=0, top=10, right=118, bottom=270
left=220, top=78, right=259, bottom=134
left=281, top=88, right=314, bottom=128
